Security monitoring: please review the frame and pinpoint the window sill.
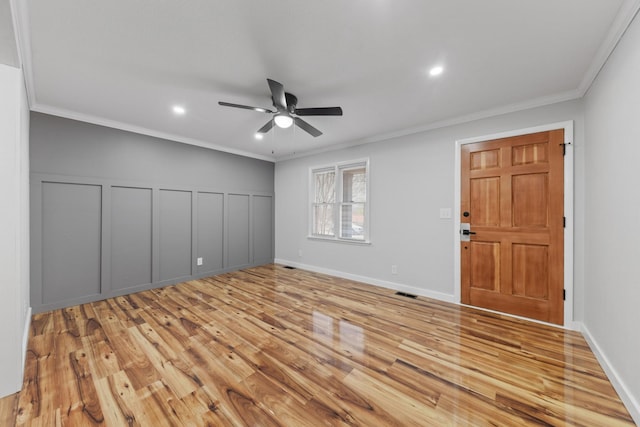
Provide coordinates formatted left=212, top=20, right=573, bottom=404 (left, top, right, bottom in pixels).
left=307, top=236, right=372, bottom=246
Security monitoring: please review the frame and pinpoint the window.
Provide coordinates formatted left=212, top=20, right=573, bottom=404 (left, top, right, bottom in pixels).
left=310, top=159, right=369, bottom=242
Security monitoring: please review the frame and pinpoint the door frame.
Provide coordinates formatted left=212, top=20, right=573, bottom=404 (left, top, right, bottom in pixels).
left=454, top=121, right=575, bottom=329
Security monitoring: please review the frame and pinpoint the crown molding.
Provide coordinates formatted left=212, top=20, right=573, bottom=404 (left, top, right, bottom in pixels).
left=9, top=0, right=35, bottom=106
left=578, top=0, right=640, bottom=96
left=276, top=88, right=581, bottom=162
left=31, top=103, right=276, bottom=163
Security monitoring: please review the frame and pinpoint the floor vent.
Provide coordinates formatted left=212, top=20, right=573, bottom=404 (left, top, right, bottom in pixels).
left=283, top=266, right=296, bottom=270
left=395, top=291, right=418, bottom=299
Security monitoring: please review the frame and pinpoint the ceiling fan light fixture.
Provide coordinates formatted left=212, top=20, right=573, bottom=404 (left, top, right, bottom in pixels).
left=274, top=113, right=294, bottom=129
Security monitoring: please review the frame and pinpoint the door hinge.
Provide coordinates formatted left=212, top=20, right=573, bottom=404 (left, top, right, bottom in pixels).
left=563, top=216, right=566, bottom=228
left=560, top=142, right=572, bottom=156
left=563, top=289, right=566, bottom=301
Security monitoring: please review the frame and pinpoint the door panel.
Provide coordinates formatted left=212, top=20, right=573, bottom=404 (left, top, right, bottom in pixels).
left=470, top=149, right=501, bottom=170
left=470, top=177, right=501, bottom=226
left=512, top=142, right=548, bottom=165
left=512, top=244, right=548, bottom=298
left=512, top=174, right=548, bottom=227
left=470, top=242, right=501, bottom=291
left=461, top=130, right=564, bottom=325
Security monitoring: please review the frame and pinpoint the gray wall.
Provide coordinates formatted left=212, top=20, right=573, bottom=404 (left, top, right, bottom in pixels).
left=583, top=11, right=640, bottom=422
left=30, top=112, right=274, bottom=313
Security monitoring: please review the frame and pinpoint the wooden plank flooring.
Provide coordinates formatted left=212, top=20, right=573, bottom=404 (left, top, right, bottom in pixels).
left=0, top=264, right=634, bottom=426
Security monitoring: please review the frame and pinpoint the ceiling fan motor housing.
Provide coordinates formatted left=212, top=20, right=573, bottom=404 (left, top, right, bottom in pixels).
left=276, top=93, right=297, bottom=113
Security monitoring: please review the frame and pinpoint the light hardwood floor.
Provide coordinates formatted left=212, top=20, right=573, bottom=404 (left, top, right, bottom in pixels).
left=0, top=264, right=634, bottom=426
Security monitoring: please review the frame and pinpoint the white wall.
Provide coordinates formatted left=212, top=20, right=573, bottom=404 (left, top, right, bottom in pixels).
left=583, top=11, right=640, bottom=422
left=276, top=99, right=585, bottom=312
left=0, top=63, right=30, bottom=398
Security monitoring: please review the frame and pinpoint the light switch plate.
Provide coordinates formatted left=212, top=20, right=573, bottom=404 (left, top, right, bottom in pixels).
left=440, top=208, right=452, bottom=219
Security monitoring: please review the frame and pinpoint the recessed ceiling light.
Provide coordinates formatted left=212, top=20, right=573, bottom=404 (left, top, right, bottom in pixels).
left=429, top=66, right=444, bottom=77
left=254, top=133, right=264, bottom=140
left=172, top=105, right=186, bottom=115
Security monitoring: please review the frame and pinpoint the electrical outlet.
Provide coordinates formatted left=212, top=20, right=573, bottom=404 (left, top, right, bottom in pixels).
left=298, top=249, right=303, bottom=257
left=391, top=264, right=398, bottom=275
left=197, top=257, right=203, bottom=266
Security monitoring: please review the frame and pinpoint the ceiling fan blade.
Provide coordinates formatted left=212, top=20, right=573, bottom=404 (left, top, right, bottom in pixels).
left=267, top=79, right=287, bottom=111
left=294, top=107, right=343, bottom=116
left=294, top=117, right=322, bottom=137
left=257, top=119, right=274, bottom=134
left=218, top=101, right=273, bottom=114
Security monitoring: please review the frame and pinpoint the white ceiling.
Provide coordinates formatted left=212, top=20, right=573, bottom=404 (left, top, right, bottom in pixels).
left=10, top=0, right=640, bottom=161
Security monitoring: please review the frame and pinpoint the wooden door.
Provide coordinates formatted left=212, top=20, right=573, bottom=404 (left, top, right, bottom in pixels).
left=460, top=130, right=564, bottom=325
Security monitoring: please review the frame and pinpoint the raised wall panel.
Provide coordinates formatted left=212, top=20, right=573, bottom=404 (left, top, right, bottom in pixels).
left=111, top=187, right=152, bottom=290
left=42, top=182, right=101, bottom=304
left=228, top=194, right=250, bottom=268
left=159, top=190, right=192, bottom=281
left=253, top=195, right=273, bottom=263
left=197, top=192, right=224, bottom=273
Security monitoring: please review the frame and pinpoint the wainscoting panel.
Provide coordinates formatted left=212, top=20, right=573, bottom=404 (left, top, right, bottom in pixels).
left=253, top=195, right=274, bottom=265
left=41, top=182, right=102, bottom=305
left=31, top=175, right=273, bottom=313
left=228, top=194, right=250, bottom=268
left=197, top=192, right=224, bottom=274
left=111, top=186, right=153, bottom=291
left=159, top=189, right=193, bottom=282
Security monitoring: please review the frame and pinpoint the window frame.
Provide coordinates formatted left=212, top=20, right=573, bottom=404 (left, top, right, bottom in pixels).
left=308, top=158, right=370, bottom=244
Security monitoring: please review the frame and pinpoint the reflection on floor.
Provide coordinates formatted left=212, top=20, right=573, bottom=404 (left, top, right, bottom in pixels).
left=0, top=264, right=634, bottom=426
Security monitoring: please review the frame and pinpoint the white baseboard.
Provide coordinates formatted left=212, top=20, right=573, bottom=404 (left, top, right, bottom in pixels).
left=579, top=322, right=640, bottom=424
left=275, top=260, right=582, bottom=330
left=274, top=258, right=455, bottom=303
left=22, top=306, right=31, bottom=375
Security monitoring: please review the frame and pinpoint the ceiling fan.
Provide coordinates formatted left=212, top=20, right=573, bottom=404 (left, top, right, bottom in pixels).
left=218, top=79, right=343, bottom=137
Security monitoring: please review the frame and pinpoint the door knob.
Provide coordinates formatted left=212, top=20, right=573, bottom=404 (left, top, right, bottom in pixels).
left=460, top=223, right=475, bottom=242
